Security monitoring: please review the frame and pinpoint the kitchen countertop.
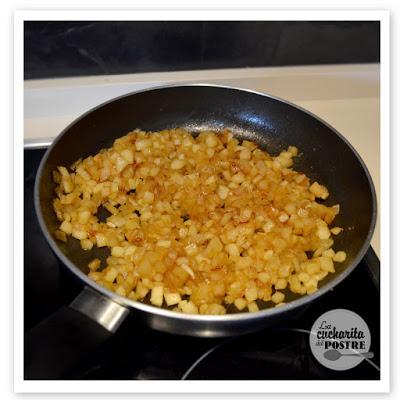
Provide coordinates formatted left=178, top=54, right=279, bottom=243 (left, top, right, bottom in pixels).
left=24, top=63, right=380, bottom=255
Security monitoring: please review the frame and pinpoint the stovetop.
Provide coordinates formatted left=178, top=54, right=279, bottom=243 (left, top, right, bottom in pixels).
left=24, top=148, right=380, bottom=380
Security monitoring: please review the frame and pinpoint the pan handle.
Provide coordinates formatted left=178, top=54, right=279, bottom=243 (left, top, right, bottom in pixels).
left=24, top=286, right=129, bottom=379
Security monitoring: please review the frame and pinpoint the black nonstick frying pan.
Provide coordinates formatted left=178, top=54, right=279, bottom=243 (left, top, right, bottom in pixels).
left=27, top=85, right=377, bottom=379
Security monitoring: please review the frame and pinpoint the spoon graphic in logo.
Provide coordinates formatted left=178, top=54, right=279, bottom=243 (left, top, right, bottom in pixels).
left=323, top=349, right=374, bottom=361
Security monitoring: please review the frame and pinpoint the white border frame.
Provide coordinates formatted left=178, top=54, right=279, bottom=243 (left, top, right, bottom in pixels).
left=14, top=10, right=390, bottom=393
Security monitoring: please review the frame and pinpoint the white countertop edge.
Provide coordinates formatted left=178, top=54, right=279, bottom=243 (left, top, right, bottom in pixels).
left=25, top=63, right=379, bottom=90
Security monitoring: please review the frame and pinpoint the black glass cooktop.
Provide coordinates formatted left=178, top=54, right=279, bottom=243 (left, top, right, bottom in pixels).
left=24, top=148, right=380, bottom=380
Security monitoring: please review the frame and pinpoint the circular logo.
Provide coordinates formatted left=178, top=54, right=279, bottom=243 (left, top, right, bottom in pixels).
left=309, top=309, right=372, bottom=371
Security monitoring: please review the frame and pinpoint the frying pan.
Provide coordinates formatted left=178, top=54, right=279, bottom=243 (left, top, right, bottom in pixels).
left=27, top=85, right=377, bottom=379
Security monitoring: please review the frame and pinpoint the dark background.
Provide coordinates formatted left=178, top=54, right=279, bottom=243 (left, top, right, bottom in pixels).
left=24, top=21, right=380, bottom=80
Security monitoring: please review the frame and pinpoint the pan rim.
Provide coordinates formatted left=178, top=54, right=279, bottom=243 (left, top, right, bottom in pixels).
left=34, top=83, right=378, bottom=324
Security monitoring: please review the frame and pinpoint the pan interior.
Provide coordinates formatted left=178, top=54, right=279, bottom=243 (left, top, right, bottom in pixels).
left=37, top=86, right=375, bottom=313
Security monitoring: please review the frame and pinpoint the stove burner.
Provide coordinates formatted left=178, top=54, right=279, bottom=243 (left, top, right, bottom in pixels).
left=181, top=328, right=380, bottom=380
